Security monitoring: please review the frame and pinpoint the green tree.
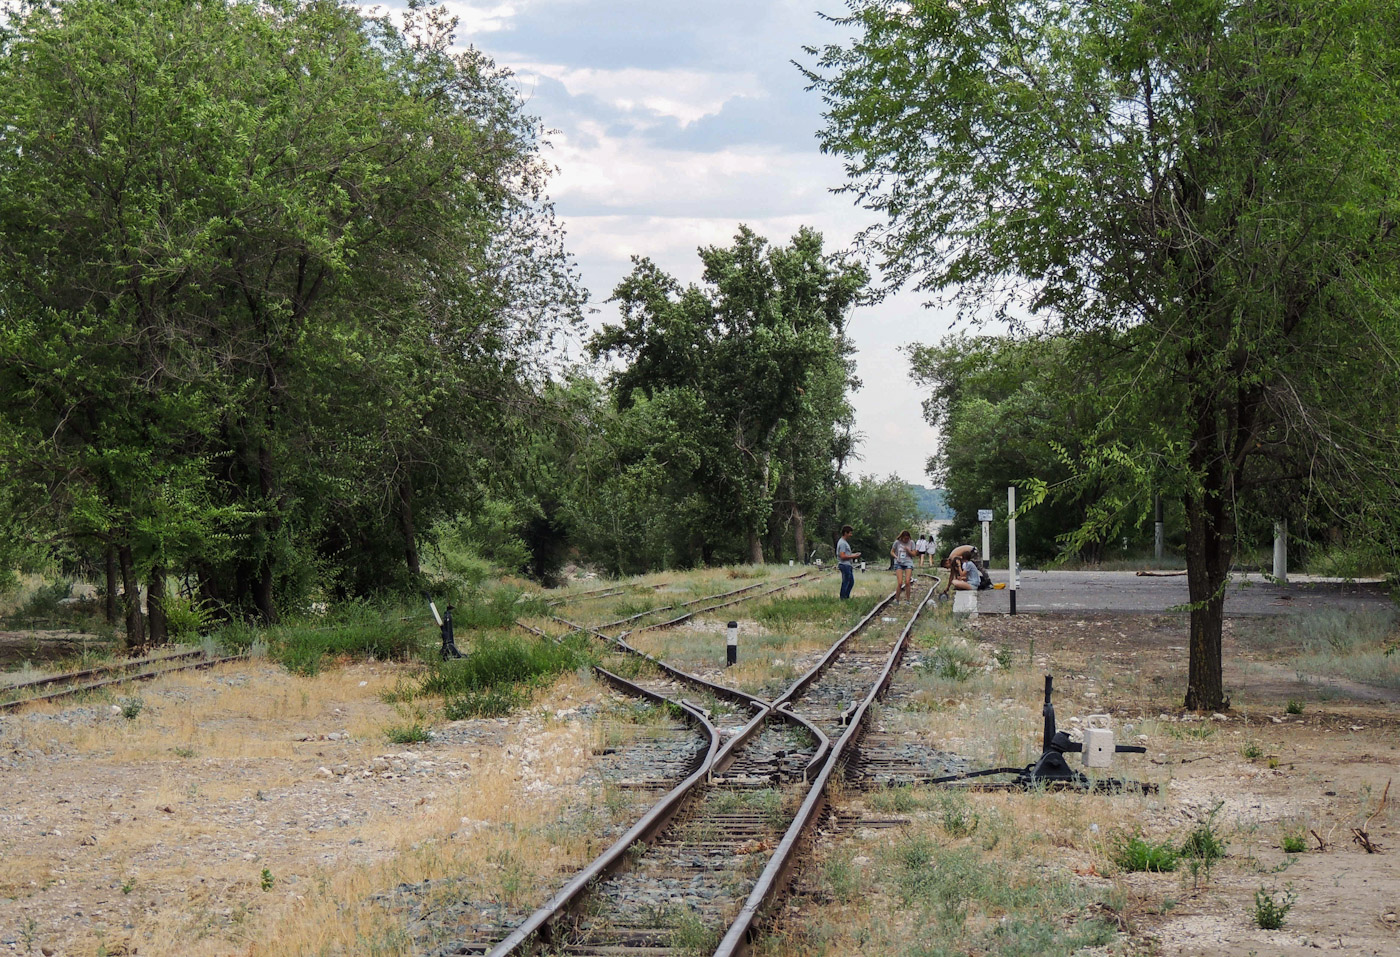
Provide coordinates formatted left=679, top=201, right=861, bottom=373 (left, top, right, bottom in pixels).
left=0, top=0, right=579, bottom=631
left=810, top=0, right=1400, bottom=709
left=592, top=226, right=867, bottom=565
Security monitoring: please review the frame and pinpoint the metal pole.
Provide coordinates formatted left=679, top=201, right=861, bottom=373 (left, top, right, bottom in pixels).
left=1008, top=486, right=1017, bottom=616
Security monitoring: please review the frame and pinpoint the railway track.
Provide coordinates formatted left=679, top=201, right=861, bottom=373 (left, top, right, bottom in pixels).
left=460, top=576, right=936, bottom=957
left=0, top=648, right=247, bottom=712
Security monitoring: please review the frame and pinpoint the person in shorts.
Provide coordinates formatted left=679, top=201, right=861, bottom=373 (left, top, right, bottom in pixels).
left=937, top=544, right=976, bottom=598
left=951, top=548, right=982, bottom=591
left=890, top=530, right=917, bottom=603
left=836, top=525, right=861, bottom=600
left=915, top=534, right=929, bottom=566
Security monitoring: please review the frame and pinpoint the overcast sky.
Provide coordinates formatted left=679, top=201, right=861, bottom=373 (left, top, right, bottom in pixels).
left=373, top=0, right=958, bottom=485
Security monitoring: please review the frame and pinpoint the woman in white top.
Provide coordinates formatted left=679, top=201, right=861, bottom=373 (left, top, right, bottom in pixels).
left=915, top=535, right=929, bottom=566
left=890, top=530, right=917, bottom=603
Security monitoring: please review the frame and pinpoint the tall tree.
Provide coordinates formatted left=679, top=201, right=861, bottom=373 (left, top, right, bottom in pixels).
left=810, top=0, right=1400, bottom=708
left=0, top=0, right=579, bottom=629
left=592, top=226, right=867, bottom=564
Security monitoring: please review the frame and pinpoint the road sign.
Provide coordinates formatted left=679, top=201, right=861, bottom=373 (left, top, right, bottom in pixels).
left=977, top=509, right=994, bottom=523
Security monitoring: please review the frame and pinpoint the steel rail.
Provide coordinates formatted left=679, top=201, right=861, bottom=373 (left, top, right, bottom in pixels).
left=0, top=654, right=250, bottom=712
left=486, top=575, right=897, bottom=956
left=713, top=582, right=938, bottom=957
left=1, top=647, right=205, bottom=694
left=485, top=667, right=722, bottom=956
left=620, top=571, right=821, bottom=640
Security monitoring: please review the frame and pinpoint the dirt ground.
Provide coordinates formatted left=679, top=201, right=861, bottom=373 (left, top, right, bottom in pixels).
left=966, top=611, right=1400, bottom=956
left=2, top=589, right=1398, bottom=955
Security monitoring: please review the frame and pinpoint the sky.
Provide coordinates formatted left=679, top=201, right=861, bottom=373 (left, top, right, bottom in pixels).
left=371, top=0, right=957, bottom=485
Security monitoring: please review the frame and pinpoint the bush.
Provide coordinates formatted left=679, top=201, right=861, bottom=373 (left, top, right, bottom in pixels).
left=1112, top=834, right=1179, bottom=873
left=754, top=595, right=852, bottom=625
left=1179, top=802, right=1227, bottom=863
left=10, top=579, right=72, bottom=620
left=162, top=594, right=215, bottom=641
left=272, top=614, right=424, bottom=676
left=1254, top=885, right=1295, bottom=929
left=444, top=686, right=526, bottom=719
left=419, top=634, right=591, bottom=697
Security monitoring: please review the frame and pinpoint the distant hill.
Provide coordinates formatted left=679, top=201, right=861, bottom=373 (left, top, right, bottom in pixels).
left=908, top=485, right=955, bottom=520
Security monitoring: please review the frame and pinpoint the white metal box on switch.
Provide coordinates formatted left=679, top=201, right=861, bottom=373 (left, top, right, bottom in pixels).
left=1082, top=714, right=1115, bottom=768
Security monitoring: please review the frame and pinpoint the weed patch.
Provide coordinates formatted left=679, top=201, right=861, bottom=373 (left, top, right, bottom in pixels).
left=754, top=595, right=853, bottom=625
left=1111, top=833, right=1179, bottom=873
left=1254, top=885, right=1296, bottom=929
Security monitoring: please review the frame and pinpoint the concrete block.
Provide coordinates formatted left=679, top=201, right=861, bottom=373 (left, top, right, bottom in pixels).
left=952, top=591, right=978, bottom=617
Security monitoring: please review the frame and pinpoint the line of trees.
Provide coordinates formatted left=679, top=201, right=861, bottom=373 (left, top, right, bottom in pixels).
left=0, top=0, right=582, bottom=640
left=0, top=1, right=920, bottom=640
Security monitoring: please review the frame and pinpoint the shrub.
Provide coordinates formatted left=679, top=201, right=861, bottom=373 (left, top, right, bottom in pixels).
left=444, top=686, right=525, bottom=719
left=273, top=617, right=423, bottom=676
left=419, top=634, right=591, bottom=697
left=384, top=722, right=431, bottom=744
left=11, top=579, right=72, bottom=620
left=1254, top=886, right=1295, bottom=929
left=1112, top=834, right=1179, bottom=873
left=162, top=594, right=215, bottom=640
left=1285, top=699, right=1304, bottom=715
left=754, top=595, right=852, bottom=625
left=1280, top=831, right=1308, bottom=854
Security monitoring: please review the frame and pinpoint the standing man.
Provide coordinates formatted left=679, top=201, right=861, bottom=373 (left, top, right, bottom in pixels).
left=837, top=525, right=861, bottom=600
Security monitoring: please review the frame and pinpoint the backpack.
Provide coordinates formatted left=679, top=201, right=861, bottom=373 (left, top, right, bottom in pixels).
left=976, top=561, right=992, bottom=590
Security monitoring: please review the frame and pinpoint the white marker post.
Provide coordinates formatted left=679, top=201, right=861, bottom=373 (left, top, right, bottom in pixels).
left=978, top=508, right=993, bottom=566
left=1273, top=520, right=1288, bottom=583
left=726, top=621, right=738, bottom=666
left=1008, top=486, right=1017, bottom=616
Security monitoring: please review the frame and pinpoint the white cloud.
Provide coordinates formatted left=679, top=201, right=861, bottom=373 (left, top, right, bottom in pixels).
left=513, top=62, right=757, bottom=125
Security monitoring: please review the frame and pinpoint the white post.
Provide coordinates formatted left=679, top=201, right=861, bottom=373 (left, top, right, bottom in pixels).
left=981, top=521, right=991, bottom=565
left=1008, top=486, right=1017, bottom=615
left=1273, top=520, right=1288, bottom=583
left=726, top=621, right=738, bottom=666
left=1154, top=494, right=1164, bottom=561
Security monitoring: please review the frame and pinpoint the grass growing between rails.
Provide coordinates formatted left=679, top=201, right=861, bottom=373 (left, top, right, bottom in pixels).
left=752, top=594, right=863, bottom=626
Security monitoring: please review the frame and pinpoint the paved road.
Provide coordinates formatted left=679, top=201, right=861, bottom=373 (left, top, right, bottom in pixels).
left=937, top=570, right=1394, bottom=616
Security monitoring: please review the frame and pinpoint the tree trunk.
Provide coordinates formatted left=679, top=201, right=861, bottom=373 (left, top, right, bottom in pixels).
left=767, top=509, right=785, bottom=563
left=146, top=567, right=168, bottom=646
left=1182, top=401, right=1234, bottom=711
left=747, top=528, right=764, bottom=565
left=104, top=543, right=118, bottom=624
left=793, top=506, right=807, bottom=563
left=117, top=543, right=144, bottom=651
left=254, top=440, right=280, bottom=624
left=398, top=476, right=421, bottom=577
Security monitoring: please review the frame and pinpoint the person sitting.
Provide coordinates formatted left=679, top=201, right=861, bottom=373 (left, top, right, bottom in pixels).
left=951, top=551, right=982, bottom=591
left=937, top=544, right=975, bottom=596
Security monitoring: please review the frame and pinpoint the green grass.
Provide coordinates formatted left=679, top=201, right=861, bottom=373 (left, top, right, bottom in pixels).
left=416, top=633, right=595, bottom=720
left=384, top=722, right=432, bottom=744
left=1289, top=608, right=1400, bottom=689
left=753, top=594, right=855, bottom=625
left=1111, top=834, right=1179, bottom=873
left=270, top=618, right=423, bottom=676
left=419, top=634, right=593, bottom=696
left=887, top=837, right=1117, bottom=953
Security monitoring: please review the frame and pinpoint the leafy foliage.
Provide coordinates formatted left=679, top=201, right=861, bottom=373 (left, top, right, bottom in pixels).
left=810, top=0, right=1400, bottom=708
left=0, top=0, right=581, bottom=633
